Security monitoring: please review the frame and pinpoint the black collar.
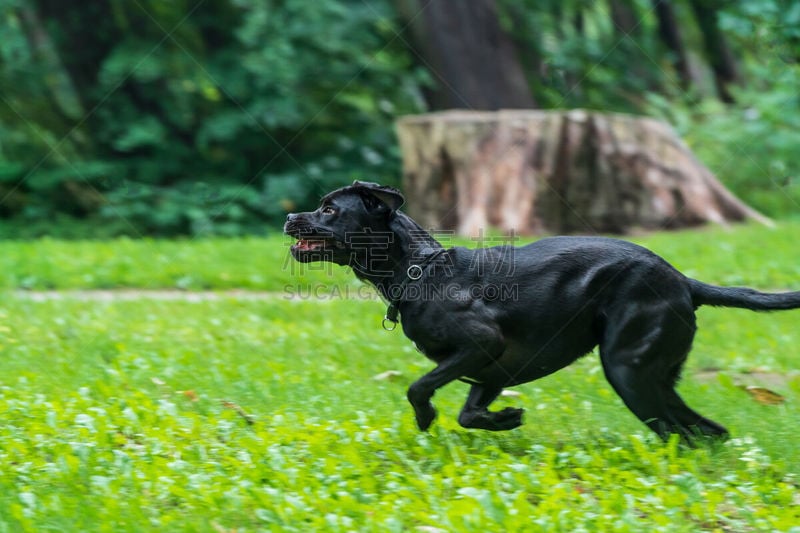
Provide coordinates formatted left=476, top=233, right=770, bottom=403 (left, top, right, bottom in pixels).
left=383, top=249, right=447, bottom=331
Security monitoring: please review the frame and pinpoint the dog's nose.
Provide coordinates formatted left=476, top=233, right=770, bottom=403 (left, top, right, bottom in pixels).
left=283, top=213, right=297, bottom=234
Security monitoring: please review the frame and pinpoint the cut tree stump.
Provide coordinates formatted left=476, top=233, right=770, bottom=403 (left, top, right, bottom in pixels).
left=395, top=109, right=770, bottom=235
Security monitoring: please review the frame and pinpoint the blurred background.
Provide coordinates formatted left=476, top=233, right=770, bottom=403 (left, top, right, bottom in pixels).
left=0, top=0, right=797, bottom=238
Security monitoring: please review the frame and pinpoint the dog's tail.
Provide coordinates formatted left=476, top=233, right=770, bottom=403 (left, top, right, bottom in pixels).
left=689, top=279, right=800, bottom=311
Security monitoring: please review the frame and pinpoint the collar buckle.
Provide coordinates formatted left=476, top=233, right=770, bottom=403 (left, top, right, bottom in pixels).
left=382, top=249, right=446, bottom=331
left=406, top=264, right=423, bottom=280
left=383, top=303, right=399, bottom=331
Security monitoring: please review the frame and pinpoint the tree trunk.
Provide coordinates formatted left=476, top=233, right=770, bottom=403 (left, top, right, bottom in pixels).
left=651, top=0, right=693, bottom=91
left=609, top=0, right=637, bottom=32
left=688, top=0, right=740, bottom=103
left=33, top=0, right=115, bottom=107
left=18, top=4, right=84, bottom=120
left=608, top=0, right=652, bottom=91
left=396, top=110, right=770, bottom=236
left=394, top=0, right=535, bottom=110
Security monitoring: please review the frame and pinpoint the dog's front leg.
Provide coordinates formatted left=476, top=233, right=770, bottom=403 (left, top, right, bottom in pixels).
left=407, top=350, right=495, bottom=431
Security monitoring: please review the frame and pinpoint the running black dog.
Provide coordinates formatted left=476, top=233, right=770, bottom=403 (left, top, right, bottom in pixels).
left=285, top=181, right=800, bottom=439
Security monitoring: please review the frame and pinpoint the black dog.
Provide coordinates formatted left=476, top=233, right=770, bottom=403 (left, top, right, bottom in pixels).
left=285, top=181, right=800, bottom=439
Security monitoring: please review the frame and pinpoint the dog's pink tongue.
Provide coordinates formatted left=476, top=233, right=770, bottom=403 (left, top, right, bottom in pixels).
left=296, top=239, right=322, bottom=251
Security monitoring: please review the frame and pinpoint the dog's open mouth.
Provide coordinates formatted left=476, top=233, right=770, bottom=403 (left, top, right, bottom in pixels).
left=292, top=238, right=331, bottom=253
left=289, top=233, right=346, bottom=255
left=285, top=220, right=346, bottom=261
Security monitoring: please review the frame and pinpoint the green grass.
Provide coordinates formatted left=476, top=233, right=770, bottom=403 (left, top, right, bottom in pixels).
left=1, top=223, right=799, bottom=531
left=1, top=221, right=799, bottom=290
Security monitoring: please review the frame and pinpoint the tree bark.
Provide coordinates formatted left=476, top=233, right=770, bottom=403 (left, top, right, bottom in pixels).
left=33, top=0, right=116, bottom=106
left=651, top=0, right=693, bottom=91
left=608, top=0, right=651, bottom=90
left=18, top=4, right=85, bottom=120
left=396, top=110, right=770, bottom=236
left=609, top=0, right=638, bottom=34
left=688, top=0, right=740, bottom=103
left=395, top=0, right=535, bottom=110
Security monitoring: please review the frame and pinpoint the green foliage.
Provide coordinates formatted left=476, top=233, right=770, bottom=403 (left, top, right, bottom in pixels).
left=0, top=0, right=421, bottom=236
left=674, top=75, right=800, bottom=219
left=500, top=0, right=800, bottom=220
left=499, top=0, right=666, bottom=111
left=0, top=225, right=799, bottom=529
left=644, top=0, right=800, bottom=219
left=1, top=0, right=799, bottom=235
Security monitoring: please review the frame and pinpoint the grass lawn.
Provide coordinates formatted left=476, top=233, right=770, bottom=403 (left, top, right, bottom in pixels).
left=0, top=222, right=799, bottom=531
left=1, top=222, right=799, bottom=291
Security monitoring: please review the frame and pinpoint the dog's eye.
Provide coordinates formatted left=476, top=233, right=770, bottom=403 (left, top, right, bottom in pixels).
left=321, top=206, right=336, bottom=216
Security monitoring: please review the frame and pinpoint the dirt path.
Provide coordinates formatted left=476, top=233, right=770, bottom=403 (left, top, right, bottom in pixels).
left=11, top=289, right=287, bottom=302
left=11, top=288, right=382, bottom=302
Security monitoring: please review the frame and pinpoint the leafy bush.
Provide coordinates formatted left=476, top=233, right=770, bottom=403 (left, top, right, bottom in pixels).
left=0, top=0, right=422, bottom=236
left=2, top=0, right=798, bottom=236
left=643, top=0, right=800, bottom=220
left=680, top=74, right=800, bottom=219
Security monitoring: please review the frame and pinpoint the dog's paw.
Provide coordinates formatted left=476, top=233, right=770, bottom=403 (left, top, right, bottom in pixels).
left=415, top=404, right=437, bottom=431
left=492, top=407, right=525, bottom=430
left=458, top=407, right=524, bottom=431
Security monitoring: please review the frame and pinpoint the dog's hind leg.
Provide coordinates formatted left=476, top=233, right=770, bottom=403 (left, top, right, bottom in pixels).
left=661, top=385, right=728, bottom=438
left=599, top=302, right=728, bottom=440
left=457, top=383, right=524, bottom=431
left=602, top=362, right=728, bottom=440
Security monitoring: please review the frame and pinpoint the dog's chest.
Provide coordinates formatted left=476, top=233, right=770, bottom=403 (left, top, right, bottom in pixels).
left=409, top=338, right=447, bottom=362
left=401, top=317, right=444, bottom=358
left=403, top=328, right=449, bottom=363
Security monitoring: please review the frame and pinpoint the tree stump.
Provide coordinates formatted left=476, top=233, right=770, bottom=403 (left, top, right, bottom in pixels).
left=395, top=109, right=770, bottom=236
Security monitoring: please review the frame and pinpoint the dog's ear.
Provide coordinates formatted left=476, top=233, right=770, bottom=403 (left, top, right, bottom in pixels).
left=352, top=180, right=405, bottom=212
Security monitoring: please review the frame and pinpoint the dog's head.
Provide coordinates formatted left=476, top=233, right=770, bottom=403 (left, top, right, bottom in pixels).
left=284, top=181, right=405, bottom=265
